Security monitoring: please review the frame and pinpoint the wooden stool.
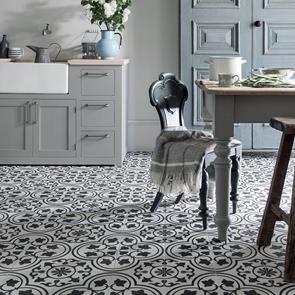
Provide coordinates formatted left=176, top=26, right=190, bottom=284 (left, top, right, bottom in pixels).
left=257, top=117, right=295, bottom=282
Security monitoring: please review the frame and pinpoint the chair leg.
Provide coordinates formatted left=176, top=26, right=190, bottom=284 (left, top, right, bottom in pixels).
left=206, top=163, right=215, bottom=200
left=230, top=154, right=240, bottom=214
left=174, top=192, right=184, bottom=204
left=284, top=170, right=295, bottom=282
left=257, top=133, right=294, bottom=247
left=150, top=191, right=164, bottom=213
left=199, top=163, right=209, bottom=230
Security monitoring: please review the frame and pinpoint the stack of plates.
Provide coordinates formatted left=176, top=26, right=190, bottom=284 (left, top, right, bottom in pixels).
left=8, top=47, right=24, bottom=60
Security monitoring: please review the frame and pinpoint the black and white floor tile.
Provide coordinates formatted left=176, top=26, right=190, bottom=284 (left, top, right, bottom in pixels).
left=1, top=152, right=295, bottom=294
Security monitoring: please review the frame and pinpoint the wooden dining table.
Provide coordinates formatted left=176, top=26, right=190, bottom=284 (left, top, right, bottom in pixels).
left=196, top=80, right=295, bottom=242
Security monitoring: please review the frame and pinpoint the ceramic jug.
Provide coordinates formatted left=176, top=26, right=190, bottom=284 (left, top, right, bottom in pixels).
left=97, top=30, right=122, bottom=60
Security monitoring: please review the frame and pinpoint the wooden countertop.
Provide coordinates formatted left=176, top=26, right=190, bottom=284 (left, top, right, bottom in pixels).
left=196, top=80, right=295, bottom=96
left=67, top=59, right=130, bottom=65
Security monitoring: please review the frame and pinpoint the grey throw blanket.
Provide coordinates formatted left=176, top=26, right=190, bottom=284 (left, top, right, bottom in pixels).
left=150, top=130, right=215, bottom=194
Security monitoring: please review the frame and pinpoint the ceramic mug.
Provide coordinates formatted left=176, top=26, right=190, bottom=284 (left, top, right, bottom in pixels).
left=218, top=73, right=240, bottom=87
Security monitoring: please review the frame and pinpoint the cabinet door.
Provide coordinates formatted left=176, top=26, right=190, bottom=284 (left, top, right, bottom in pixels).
left=181, top=0, right=253, bottom=148
left=33, top=100, right=76, bottom=158
left=0, top=99, right=32, bottom=157
left=252, top=0, right=295, bottom=149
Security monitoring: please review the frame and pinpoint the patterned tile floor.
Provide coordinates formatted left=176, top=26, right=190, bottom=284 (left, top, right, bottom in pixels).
left=1, top=152, right=295, bottom=294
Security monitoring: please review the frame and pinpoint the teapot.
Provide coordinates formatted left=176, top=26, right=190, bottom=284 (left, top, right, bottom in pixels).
left=27, top=43, right=61, bottom=63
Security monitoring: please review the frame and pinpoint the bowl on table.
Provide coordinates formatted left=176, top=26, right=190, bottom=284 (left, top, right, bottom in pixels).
left=258, top=68, right=295, bottom=79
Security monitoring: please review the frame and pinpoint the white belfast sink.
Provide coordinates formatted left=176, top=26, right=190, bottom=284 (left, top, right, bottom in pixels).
left=0, top=62, right=68, bottom=94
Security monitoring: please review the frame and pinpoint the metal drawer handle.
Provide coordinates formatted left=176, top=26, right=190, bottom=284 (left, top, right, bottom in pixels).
left=84, top=134, right=110, bottom=140
left=32, top=102, right=39, bottom=124
left=84, top=72, right=110, bottom=77
left=24, top=101, right=30, bottom=124
left=84, top=103, right=110, bottom=108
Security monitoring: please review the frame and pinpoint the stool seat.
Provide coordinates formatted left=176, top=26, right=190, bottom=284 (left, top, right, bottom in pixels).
left=270, top=117, right=295, bottom=134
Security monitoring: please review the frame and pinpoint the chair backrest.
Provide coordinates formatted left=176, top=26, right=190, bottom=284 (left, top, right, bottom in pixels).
left=149, top=73, right=188, bottom=130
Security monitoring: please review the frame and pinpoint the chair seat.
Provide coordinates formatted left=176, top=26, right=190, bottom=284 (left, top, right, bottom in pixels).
left=270, top=117, right=295, bottom=134
left=163, top=126, right=241, bottom=154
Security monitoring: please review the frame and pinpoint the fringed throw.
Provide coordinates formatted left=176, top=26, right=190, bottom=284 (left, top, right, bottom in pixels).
left=150, top=130, right=215, bottom=194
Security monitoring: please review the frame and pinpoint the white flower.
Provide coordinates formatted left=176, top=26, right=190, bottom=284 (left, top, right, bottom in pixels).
left=110, top=0, right=117, bottom=10
left=98, top=0, right=105, bottom=4
left=122, top=8, right=130, bottom=23
left=103, top=1, right=117, bottom=18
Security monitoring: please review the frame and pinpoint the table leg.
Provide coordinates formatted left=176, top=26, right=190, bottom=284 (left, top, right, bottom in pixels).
left=214, top=139, right=232, bottom=242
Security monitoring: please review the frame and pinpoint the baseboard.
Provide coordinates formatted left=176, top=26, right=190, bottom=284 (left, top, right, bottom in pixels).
left=127, top=120, right=160, bottom=151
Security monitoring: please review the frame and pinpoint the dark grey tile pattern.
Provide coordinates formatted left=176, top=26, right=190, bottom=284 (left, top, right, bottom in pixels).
left=0, top=152, right=295, bottom=294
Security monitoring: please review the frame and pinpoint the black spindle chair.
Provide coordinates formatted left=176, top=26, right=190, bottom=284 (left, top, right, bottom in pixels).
left=149, top=73, right=241, bottom=229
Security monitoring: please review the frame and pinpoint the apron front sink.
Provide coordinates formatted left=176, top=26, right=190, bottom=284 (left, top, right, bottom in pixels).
left=0, top=62, right=68, bottom=94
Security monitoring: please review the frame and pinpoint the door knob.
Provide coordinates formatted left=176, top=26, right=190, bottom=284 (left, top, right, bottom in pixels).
left=254, top=20, right=262, bottom=27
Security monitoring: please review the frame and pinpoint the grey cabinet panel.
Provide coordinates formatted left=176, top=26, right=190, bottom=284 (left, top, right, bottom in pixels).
left=81, top=69, right=115, bottom=96
left=0, top=100, right=32, bottom=157
left=81, top=100, right=115, bottom=128
left=33, top=100, right=76, bottom=158
left=81, top=131, right=114, bottom=158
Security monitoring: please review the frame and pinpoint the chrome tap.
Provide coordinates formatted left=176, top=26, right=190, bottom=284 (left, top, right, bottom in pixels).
left=42, top=24, right=52, bottom=36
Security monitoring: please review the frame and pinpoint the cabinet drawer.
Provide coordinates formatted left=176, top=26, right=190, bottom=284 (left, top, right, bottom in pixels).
left=81, top=100, right=114, bottom=127
left=81, top=69, right=115, bottom=96
left=81, top=131, right=114, bottom=158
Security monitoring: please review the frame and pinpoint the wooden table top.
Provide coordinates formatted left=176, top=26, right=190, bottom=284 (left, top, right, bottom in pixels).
left=196, top=80, right=295, bottom=96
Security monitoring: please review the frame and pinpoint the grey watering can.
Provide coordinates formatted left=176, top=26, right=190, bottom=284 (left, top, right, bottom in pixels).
left=27, top=43, right=61, bottom=63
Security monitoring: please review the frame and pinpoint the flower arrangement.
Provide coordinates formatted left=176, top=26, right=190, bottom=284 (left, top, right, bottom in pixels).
left=81, top=0, right=132, bottom=31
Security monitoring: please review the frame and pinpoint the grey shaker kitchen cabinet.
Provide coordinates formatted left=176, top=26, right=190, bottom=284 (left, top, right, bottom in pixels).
left=181, top=0, right=295, bottom=150
left=69, top=61, right=128, bottom=166
left=0, top=99, right=32, bottom=157
left=32, top=100, right=76, bottom=158
left=0, top=98, right=76, bottom=162
left=0, top=60, right=128, bottom=165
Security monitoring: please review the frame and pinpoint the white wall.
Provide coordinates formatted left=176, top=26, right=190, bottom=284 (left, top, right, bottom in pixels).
left=125, top=0, right=179, bottom=151
left=0, top=0, right=179, bottom=151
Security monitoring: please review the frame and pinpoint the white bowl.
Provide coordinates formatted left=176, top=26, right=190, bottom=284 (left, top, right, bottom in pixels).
left=260, top=68, right=295, bottom=79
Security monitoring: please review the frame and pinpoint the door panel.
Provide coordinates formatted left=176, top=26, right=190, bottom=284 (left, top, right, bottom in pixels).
left=33, top=100, right=76, bottom=158
left=253, top=0, right=295, bottom=67
left=264, top=0, right=295, bottom=9
left=0, top=100, right=32, bottom=157
left=253, top=0, right=295, bottom=149
left=193, top=22, right=240, bottom=55
left=253, top=123, right=281, bottom=149
left=181, top=0, right=252, bottom=148
left=193, top=0, right=240, bottom=9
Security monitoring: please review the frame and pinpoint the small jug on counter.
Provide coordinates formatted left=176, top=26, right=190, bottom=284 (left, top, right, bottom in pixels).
left=0, top=35, right=9, bottom=58
left=97, top=30, right=122, bottom=60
